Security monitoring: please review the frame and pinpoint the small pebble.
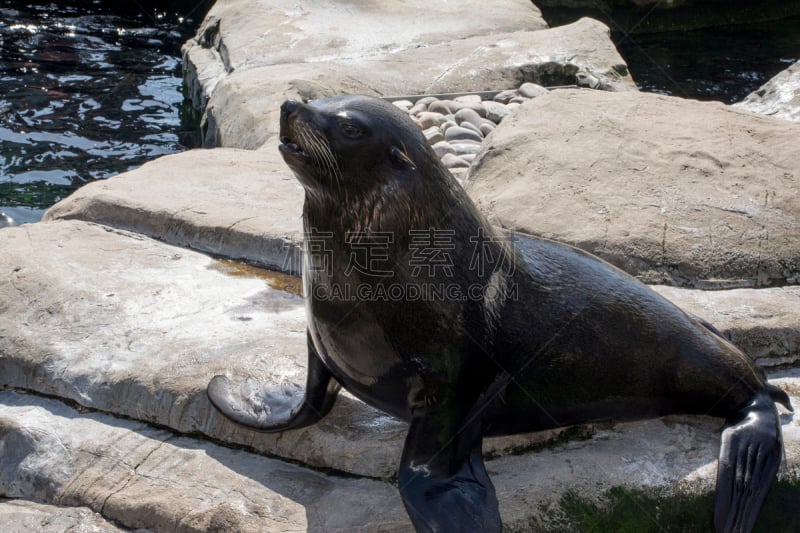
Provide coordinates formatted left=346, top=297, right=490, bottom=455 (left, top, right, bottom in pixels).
left=518, top=82, right=548, bottom=98
left=416, top=96, right=438, bottom=106
left=463, top=102, right=487, bottom=118
left=417, top=111, right=446, bottom=129
left=451, top=142, right=482, bottom=155
left=479, top=123, right=495, bottom=136
left=398, top=82, right=558, bottom=169
left=423, top=127, right=444, bottom=144
left=428, top=99, right=460, bottom=114
left=454, top=108, right=483, bottom=129
left=408, top=102, right=427, bottom=115
left=432, top=141, right=455, bottom=157
left=445, top=125, right=483, bottom=143
left=457, top=121, right=483, bottom=137
left=483, top=101, right=510, bottom=123
left=493, top=89, right=518, bottom=103
left=441, top=120, right=458, bottom=133
left=454, top=94, right=482, bottom=105
left=392, top=99, right=413, bottom=111
left=441, top=153, right=471, bottom=169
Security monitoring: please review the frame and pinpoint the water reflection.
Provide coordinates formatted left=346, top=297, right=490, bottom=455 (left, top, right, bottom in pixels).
left=0, top=0, right=209, bottom=225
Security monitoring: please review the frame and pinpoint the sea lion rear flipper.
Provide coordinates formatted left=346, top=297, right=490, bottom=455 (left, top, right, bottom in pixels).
left=207, top=332, right=340, bottom=431
left=398, top=413, right=501, bottom=533
left=714, top=390, right=784, bottom=533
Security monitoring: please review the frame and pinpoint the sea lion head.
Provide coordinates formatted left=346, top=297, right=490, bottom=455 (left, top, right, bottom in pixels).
left=279, top=95, right=431, bottom=198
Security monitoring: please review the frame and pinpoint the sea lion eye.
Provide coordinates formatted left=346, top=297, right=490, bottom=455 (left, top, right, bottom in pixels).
left=340, top=121, right=363, bottom=139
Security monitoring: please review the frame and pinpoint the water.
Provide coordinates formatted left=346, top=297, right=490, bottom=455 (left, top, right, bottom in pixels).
left=614, top=16, right=800, bottom=103
left=0, top=0, right=211, bottom=226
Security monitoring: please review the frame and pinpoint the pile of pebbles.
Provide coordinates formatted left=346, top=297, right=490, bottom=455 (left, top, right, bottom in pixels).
left=391, top=82, right=550, bottom=177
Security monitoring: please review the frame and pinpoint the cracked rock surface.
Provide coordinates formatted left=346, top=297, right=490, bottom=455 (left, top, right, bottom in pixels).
left=466, top=89, right=800, bottom=288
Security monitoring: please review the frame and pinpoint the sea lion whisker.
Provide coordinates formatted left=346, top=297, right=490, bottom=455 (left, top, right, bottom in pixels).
left=298, top=126, right=341, bottom=191
left=295, top=127, right=332, bottom=185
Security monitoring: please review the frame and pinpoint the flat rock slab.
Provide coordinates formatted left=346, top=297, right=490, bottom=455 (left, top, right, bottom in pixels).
left=0, top=391, right=409, bottom=532
left=192, top=0, right=546, bottom=72
left=2, top=387, right=798, bottom=532
left=187, top=17, right=634, bottom=149
left=655, top=285, right=800, bottom=368
left=44, top=147, right=306, bottom=275
left=183, top=0, right=546, bottom=111
left=0, top=219, right=405, bottom=478
left=466, top=89, right=800, bottom=288
left=0, top=499, right=130, bottom=533
left=735, top=60, right=800, bottom=123
left=0, top=219, right=585, bottom=478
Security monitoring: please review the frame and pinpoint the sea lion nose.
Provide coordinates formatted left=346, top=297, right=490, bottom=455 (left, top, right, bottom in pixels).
left=281, top=100, right=300, bottom=117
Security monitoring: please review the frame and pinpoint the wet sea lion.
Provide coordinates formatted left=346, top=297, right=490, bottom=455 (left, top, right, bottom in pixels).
left=208, top=95, right=791, bottom=532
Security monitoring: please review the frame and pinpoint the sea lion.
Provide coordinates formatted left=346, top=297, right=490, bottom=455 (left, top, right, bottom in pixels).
left=208, top=95, right=791, bottom=533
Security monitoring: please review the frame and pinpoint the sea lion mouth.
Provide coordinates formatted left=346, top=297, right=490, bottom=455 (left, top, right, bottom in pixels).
left=279, top=135, right=308, bottom=158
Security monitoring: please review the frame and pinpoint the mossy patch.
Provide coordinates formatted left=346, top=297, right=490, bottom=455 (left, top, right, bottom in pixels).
left=555, top=479, right=800, bottom=532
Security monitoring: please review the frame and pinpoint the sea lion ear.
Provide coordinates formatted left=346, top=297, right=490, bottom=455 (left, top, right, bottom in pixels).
left=390, top=145, right=417, bottom=171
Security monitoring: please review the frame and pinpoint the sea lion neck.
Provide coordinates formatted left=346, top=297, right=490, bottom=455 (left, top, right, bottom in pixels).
left=301, top=159, right=481, bottom=240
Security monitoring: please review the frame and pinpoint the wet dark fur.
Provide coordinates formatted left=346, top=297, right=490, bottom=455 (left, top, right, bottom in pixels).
left=208, top=95, right=792, bottom=533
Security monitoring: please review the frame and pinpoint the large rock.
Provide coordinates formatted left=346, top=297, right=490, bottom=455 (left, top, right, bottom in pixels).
left=0, top=219, right=404, bottom=478
left=0, top=500, right=127, bottom=532
left=466, top=89, right=800, bottom=288
left=2, top=387, right=798, bottom=532
left=735, top=60, right=800, bottom=123
left=44, top=146, right=306, bottom=275
left=0, top=391, right=410, bottom=532
left=185, top=15, right=634, bottom=148
left=653, top=286, right=800, bottom=368
left=182, top=0, right=546, bottom=111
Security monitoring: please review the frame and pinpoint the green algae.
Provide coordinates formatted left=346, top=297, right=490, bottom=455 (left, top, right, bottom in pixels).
left=553, top=479, right=800, bottom=533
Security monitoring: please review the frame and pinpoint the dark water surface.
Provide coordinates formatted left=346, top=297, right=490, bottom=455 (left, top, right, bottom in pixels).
left=614, top=15, right=800, bottom=103
left=0, top=0, right=210, bottom=225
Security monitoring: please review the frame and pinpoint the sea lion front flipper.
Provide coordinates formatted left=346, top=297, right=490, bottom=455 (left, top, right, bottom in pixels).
left=207, top=332, right=340, bottom=431
left=398, top=413, right=501, bottom=533
left=713, top=390, right=784, bottom=533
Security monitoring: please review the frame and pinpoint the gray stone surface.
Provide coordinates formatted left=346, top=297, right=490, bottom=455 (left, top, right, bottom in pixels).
left=185, top=17, right=634, bottom=149
left=2, top=384, right=798, bottom=532
left=0, top=219, right=401, bottom=478
left=735, top=60, right=800, bottom=123
left=44, top=146, right=305, bottom=275
left=0, top=391, right=410, bottom=532
left=653, top=286, right=800, bottom=368
left=185, top=0, right=546, bottom=80
left=0, top=499, right=131, bottom=532
left=466, top=89, right=800, bottom=288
